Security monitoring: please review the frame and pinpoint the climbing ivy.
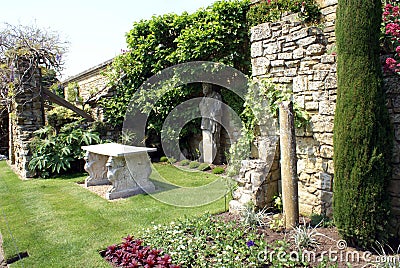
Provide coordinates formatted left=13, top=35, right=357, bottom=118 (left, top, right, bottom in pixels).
left=227, top=78, right=309, bottom=176
left=246, top=0, right=321, bottom=27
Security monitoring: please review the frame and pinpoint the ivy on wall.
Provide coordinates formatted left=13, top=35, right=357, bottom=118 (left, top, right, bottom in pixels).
left=247, top=0, right=321, bottom=27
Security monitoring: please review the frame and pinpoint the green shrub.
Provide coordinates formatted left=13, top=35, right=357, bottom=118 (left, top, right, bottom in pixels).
left=189, top=161, right=200, bottom=169
left=47, top=106, right=80, bottom=130
left=333, top=0, right=392, bottom=248
left=167, top=157, right=177, bottom=164
left=246, top=0, right=321, bottom=28
left=159, top=156, right=168, bottom=162
left=179, top=159, right=190, bottom=166
left=29, top=121, right=101, bottom=178
left=198, top=163, right=210, bottom=171
left=212, top=166, right=225, bottom=174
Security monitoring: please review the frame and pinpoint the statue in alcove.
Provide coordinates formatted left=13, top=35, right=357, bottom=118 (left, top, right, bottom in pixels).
left=199, top=83, right=222, bottom=163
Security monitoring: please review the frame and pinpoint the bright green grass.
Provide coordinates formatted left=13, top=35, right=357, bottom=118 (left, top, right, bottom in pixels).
left=0, top=162, right=227, bottom=267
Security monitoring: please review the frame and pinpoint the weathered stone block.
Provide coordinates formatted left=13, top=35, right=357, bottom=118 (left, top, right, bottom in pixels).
left=293, top=76, right=309, bottom=92
left=296, top=137, right=320, bottom=156
left=278, top=53, right=293, bottom=60
left=314, top=70, right=329, bottom=81
left=320, top=145, right=334, bottom=158
left=251, top=41, right=263, bottom=57
left=293, top=48, right=306, bottom=59
left=306, top=44, right=325, bottom=56
left=305, top=102, right=319, bottom=110
left=251, top=58, right=271, bottom=76
left=319, top=100, right=335, bottom=115
left=296, top=36, right=317, bottom=47
left=264, top=42, right=280, bottom=54
left=310, top=115, right=334, bottom=133
left=285, top=60, right=300, bottom=68
left=284, top=68, right=297, bottom=77
left=288, top=29, right=308, bottom=42
left=251, top=23, right=271, bottom=42
left=270, top=60, right=285, bottom=67
left=309, top=81, right=324, bottom=91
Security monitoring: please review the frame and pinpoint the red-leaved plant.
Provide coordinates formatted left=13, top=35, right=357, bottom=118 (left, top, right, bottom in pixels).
left=104, top=235, right=180, bottom=268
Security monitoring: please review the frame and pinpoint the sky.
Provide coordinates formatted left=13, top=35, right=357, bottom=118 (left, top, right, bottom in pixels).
left=1, top=0, right=217, bottom=81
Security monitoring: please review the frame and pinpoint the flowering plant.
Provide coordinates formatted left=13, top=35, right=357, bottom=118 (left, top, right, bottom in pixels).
left=382, top=1, right=400, bottom=74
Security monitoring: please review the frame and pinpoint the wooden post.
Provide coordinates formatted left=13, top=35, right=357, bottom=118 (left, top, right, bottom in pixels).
left=279, top=101, right=299, bottom=229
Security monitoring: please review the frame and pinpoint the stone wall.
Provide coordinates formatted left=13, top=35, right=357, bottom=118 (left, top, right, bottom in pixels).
left=9, top=67, right=44, bottom=178
left=241, top=0, right=400, bottom=240
left=0, top=110, right=8, bottom=156
left=62, top=59, right=113, bottom=120
left=385, top=71, right=400, bottom=237
left=247, top=1, right=338, bottom=216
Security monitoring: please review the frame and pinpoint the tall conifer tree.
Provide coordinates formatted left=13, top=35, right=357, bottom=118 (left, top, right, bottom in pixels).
left=333, top=0, right=392, bottom=248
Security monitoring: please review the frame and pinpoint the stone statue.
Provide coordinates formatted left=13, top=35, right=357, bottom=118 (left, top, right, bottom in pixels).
left=199, top=83, right=222, bottom=163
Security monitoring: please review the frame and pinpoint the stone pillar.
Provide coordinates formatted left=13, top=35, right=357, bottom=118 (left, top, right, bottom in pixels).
left=9, top=65, right=44, bottom=178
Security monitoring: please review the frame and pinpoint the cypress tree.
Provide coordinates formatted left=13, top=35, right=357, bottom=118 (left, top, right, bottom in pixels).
left=333, top=0, right=392, bottom=248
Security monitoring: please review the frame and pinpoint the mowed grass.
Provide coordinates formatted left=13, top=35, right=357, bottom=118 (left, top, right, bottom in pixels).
left=0, top=162, right=227, bottom=267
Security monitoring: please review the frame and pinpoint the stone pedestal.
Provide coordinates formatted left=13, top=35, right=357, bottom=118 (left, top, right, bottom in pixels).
left=202, top=130, right=217, bottom=164
left=82, top=143, right=156, bottom=200
left=84, top=151, right=109, bottom=186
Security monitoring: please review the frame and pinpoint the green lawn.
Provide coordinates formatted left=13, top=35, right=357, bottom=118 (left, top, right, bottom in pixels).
left=0, top=161, right=227, bottom=267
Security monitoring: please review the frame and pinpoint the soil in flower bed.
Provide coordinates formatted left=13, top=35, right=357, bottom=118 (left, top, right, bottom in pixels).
left=216, top=212, right=397, bottom=268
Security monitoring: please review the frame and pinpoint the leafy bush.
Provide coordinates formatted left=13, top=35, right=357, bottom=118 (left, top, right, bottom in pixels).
left=167, top=157, right=177, bottom=164
left=212, top=166, right=225, bottom=174
left=159, top=156, right=169, bottom=162
left=198, top=163, right=210, bottom=171
left=334, top=0, right=392, bottom=248
left=188, top=161, right=200, bottom=169
left=101, top=0, right=250, bottom=128
left=247, top=0, right=321, bottom=28
left=47, top=106, right=80, bottom=130
left=104, top=235, right=180, bottom=268
left=179, top=159, right=190, bottom=166
left=29, top=121, right=101, bottom=178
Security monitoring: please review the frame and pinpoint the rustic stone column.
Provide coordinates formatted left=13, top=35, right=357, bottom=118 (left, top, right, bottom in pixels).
left=279, top=101, right=299, bottom=229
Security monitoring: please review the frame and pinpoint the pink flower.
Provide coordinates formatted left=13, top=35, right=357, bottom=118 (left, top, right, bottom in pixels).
left=386, top=57, right=397, bottom=65
left=383, top=11, right=390, bottom=16
left=394, top=6, right=399, bottom=13
left=385, top=4, right=393, bottom=12
left=397, top=46, right=400, bottom=55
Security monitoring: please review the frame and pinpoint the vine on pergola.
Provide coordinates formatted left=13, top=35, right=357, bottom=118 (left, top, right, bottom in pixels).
left=0, top=23, right=68, bottom=113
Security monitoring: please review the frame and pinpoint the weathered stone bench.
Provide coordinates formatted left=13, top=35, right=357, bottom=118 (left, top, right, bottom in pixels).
left=82, top=143, right=156, bottom=200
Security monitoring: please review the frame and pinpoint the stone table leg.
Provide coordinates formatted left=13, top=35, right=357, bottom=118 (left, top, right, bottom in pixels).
left=106, top=154, right=155, bottom=200
left=84, top=151, right=109, bottom=187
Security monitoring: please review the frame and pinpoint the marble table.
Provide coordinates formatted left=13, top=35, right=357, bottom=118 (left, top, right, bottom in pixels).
left=82, top=143, right=157, bottom=200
